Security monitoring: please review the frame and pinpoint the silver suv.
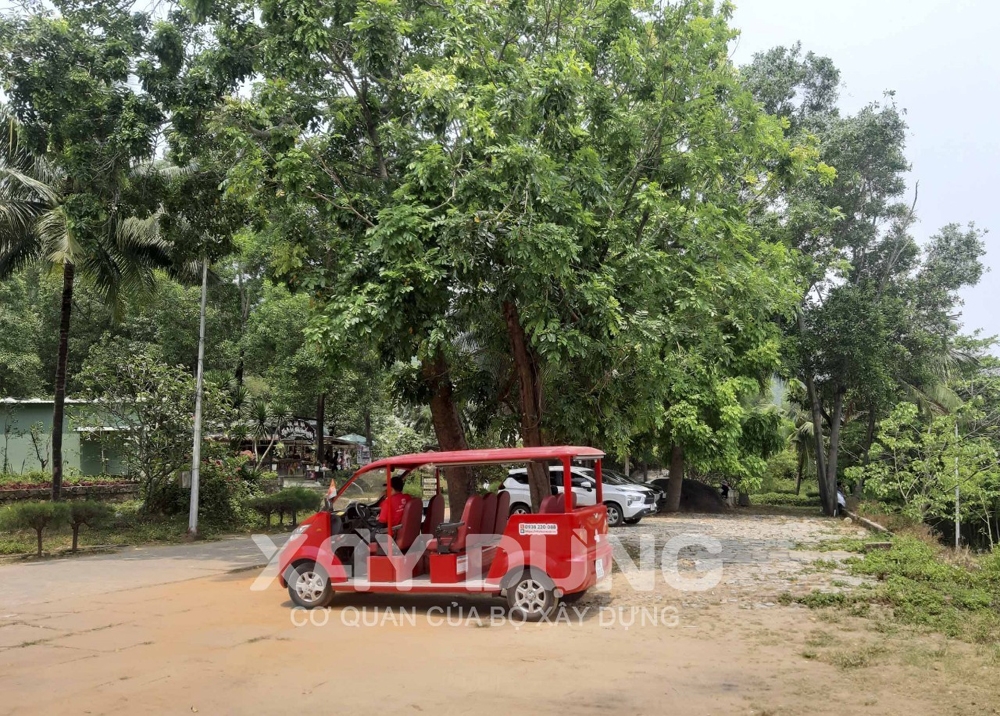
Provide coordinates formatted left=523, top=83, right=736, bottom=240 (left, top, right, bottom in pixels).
left=503, top=466, right=656, bottom=526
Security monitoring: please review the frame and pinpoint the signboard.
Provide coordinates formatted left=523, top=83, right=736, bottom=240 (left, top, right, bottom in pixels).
left=358, top=445, right=371, bottom=466
left=421, top=476, right=438, bottom=498
left=279, top=419, right=314, bottom=441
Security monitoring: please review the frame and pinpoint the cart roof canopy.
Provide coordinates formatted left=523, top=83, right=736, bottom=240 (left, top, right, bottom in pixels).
left=362, top=446, right=603, bottom=473
left=331, top=446, right=604, bottom=499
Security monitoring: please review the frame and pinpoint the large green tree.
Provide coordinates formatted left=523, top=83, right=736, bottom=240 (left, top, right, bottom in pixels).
left=195, top=0, right=816, bottom=513
left=0, top=1, right=177, bottom=498
left=744, top=45, right=986, bottom=515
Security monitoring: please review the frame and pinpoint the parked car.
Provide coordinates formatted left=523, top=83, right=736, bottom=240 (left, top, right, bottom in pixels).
left=503, top=465, right=656, bottom=527
left=601, top=469, right=666, bottom=511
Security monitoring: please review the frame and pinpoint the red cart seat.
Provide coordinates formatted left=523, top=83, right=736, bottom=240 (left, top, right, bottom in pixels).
left=422, top=494, right=444, bottom=535
left=370, top=498, right=422, bottom=555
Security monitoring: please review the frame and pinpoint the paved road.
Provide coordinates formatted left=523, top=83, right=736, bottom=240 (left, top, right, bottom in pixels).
left=0, top=535, right=287, bottom=610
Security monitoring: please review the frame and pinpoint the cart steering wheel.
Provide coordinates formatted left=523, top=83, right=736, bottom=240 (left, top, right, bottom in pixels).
left=355, top=502, right=372, bottom=522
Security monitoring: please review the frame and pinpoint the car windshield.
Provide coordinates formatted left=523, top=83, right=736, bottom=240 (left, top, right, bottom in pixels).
left=601, top=473, right=629, bottom=486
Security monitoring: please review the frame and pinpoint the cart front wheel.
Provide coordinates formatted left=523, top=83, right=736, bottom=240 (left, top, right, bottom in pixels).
left=506, top=569, right=557, bottom=622
left=287, top=562, right=334, bottom=609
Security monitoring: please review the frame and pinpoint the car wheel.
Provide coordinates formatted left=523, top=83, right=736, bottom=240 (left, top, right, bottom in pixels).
left=287, top=561, right=334, bottom=609
left=506, top=569, right=557, bottom=622
left=624, top=517, right=642, bottom=525
left=604, top=502, right=625, bottom=527
left=509, top=503, right=531, bottom=517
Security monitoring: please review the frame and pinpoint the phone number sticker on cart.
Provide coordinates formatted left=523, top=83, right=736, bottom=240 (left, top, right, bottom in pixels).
left=595, top=558, right=605, bottom=580
left=518, top=522, right=559, bottom=536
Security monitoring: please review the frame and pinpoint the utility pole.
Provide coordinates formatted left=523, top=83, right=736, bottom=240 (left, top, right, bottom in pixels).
left=188, top=258, right=209, bottom=536
left=954, top=422, right=960, bottom=550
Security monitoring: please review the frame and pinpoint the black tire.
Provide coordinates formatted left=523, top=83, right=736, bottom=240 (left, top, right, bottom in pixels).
left=506, top=569, right=557, bottom=622
left=604, top=501, right=625, bottom=527
left=509, top=503, right=531, bottom=517
left=560, top=589, right=587, bottom=604
left=286, top=561, right=334, bottom=609
left=624, top=516, right=642, bottom=525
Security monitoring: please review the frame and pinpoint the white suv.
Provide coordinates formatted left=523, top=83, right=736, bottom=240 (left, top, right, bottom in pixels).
left=502, top=466, right=657, bottom=526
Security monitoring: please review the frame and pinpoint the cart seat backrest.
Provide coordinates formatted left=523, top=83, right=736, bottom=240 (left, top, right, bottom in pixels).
left=422, top=494, right=444, bottom=535
left=397, top=498, right=423, bottom=552
left=479, top=493, right=497, bottom=534
left=453, top=495, right=483, bottom=552
left=494, top=491, right=510, bottom=534
left=539, top=495, right=564, bottom=514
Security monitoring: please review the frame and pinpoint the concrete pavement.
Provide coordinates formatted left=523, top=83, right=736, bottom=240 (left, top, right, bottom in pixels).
left=0, top=535, right=287, bottom=610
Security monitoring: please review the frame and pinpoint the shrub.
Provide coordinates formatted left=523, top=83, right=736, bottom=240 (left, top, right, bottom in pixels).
left=246, top=494, right=279, bottom=526
left=272, top=488, right=322, bottom=527
left=752, top=492, right=821, bottom=508
left=67, top=501, right=113, bottom=552
left=153, top=457, right=260, bottom=527
left=0, top=501, right=70, bottom=556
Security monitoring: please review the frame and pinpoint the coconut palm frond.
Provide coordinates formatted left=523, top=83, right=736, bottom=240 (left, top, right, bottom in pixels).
left=0, top=229, right=41, bottom=278
left=900, top=379, right=964, bottom=416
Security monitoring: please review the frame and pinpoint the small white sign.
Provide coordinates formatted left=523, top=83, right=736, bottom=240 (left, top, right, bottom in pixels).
left=595, top=558, right=605, bottom=580
left=518, top=522, right=559, bottom=536
left=457, top=555, right=468, bottom=574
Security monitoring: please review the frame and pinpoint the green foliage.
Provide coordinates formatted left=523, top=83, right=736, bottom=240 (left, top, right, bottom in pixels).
left=848, top=402, right=1000, bottom=542
left=155, top=455, right=259, bottom=526
left=0, top=500, right=70, bottom=556
left=244, top=487, right=321, bottom=528
left=0, top=274, right=44, bottom=396
left=754, top=492, right=821, bottom=508
left=78, top=337, right=234, bottom=512
left=802, top=537, right=1000, bottom=643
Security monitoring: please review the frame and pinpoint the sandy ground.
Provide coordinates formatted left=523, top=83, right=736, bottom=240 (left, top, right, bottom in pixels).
left=1, top=514, right=998, bottom=716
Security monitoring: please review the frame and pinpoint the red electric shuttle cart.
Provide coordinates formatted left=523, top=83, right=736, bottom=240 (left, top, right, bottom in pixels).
left=276, top=446, right=613, bottom=621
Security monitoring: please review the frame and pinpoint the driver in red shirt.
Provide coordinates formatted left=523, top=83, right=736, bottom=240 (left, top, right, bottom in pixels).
left=378, top=474, right=414, bottom=527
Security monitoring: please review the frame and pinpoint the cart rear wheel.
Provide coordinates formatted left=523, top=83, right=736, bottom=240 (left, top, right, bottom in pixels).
left=287, top=562, right=334, bottom=609
left=506, top=569, right=557, bottom=622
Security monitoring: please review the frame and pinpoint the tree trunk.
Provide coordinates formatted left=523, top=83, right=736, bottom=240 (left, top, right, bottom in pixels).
left=804, top=371, right=829, bottom=512
left=316, top=393, right=325, bottom=480
left=51, top=262, right=75, bottom=501
left=72, top=524, right=80, bottom=552
left=664, top=444, right=684, bottom=512
left=503, top=300, right=548, bottom=511
left=364, top=408, right=372, bottom=447
left=795, top=447, right=806, bottom=495
left=854, top=407, right=877, bottom=498
left=822, top=388, right=846, bottom=517
left=36, top=528, right=43, bottom=558
left=421, top=349, right=472, bottom=518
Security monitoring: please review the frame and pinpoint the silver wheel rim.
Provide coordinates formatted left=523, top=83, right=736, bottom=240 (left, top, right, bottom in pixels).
left=294, top=570, right=326, bottom=603
left=608, top=505, right=620, bottom=524
left=513, top=506, right=528, bottom=515
left=513, top=578, right=548, bottom=615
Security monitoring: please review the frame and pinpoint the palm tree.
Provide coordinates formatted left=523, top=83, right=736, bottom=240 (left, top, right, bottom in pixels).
left=0, top=109, right=168, bottom=499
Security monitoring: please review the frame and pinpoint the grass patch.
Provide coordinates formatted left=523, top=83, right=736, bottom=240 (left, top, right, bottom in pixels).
left=0, top=499, right=265, bottom=558
left=794, top=536, right=1000, bottom=644
left=827, top=642, right=886, bottom=669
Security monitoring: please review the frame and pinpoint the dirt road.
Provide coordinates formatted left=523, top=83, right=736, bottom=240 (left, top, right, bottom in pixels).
left=1, top=513, right=996, bottom=715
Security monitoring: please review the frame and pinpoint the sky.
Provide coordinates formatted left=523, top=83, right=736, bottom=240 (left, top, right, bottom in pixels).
left=729, top=0, right=999, bottom=342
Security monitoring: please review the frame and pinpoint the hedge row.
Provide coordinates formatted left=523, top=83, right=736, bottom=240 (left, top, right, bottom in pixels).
left=0, top=501, right=113, bottom=556
left=244, top=487, right=322, bottom=527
